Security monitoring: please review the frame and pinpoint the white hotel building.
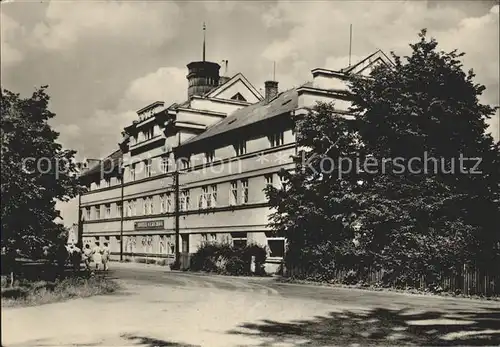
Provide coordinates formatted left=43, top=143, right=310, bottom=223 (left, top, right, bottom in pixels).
left=78, top=49, right=392, bottom=273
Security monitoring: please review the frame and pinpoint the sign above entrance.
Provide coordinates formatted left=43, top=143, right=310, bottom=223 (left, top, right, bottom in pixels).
left=134, top=220, right=164, bottom=230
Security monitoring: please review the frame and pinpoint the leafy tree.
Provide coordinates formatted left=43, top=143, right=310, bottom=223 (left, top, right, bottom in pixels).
left=349, top=29, right=500, bottom=283
left=1, top=86, right=84, bottom=260
left=266, top=102, right=365, bottom=279
left=267, top=30, right=500, bottom=286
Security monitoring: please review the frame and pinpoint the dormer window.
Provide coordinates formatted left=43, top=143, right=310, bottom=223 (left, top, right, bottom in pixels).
left=269, top=131, right=284, bottom=147
left=205, top=150, right=215, bottom=163
left=234, top=140, right=247, bottom=156
left=144, top=128, right=154, bottom=141
left=178, top=157, right=190, bottom=170
left=231, top=93, right=246, bottom=102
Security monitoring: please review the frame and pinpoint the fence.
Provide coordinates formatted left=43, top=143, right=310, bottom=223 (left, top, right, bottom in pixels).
left=286, top=265, right=500, bottom=297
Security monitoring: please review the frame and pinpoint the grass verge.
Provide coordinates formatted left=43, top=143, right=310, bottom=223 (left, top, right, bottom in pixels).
left=276, top=277, right=500, bottom=301
left=1, top=273, right=120, bottom=308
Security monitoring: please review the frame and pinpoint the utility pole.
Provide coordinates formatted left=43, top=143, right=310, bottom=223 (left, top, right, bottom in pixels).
left=119, top=170, right=124, bottom=262
left=202, top=22, right=206, bottom=62
left=174, top=131, right=181, bottom=269
left=174, top=168, right=180, bottom=268
left=77, top=193, right=82, bottom=248
left=348, top=24, right=353, bottom=67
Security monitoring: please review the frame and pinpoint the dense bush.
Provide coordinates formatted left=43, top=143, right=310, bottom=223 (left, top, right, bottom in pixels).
left=190, top=242, right=267, bottom=276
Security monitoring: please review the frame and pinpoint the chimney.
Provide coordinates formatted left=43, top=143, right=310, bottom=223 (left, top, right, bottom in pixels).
left=219, top=76, right=231, bottom=85
left=264, top=80, right=278, bottom=103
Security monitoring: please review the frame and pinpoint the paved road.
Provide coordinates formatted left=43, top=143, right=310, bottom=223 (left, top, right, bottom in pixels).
left=110, top=262, right=496, bottom=313
left=3, top=262, right=500, bottom=347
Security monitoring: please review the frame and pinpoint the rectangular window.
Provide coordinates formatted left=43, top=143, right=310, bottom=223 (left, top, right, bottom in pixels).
left=130, top=164, right=136, bottom=181
left=265, top=174, right=273, bottom=186
left=125, top=201, right=130, bottom=217
left=160, top=194, right=166, bottom=213
left=143, top=198, right=148, bottom=215
left=201, top=233, right=208, bottom=243
left=230, top=181, right=238, bottom=206
left=266, top=232, right=285, bottom=258
left=131, top=199, right=136, bottom=216
left=149, top=196, right=154, bottom=215
left=278, top=174, right=287, bottom=190
left=234, top=140, right=247, bottom=156
left=144, top=128, right=154, bottom=140
left=210, top=184, right=217, bottom=208
left=95, top=206, right=101, bottom=220
left=205, top=150, right=215, bottom=163
left=180, top=192, right=185, bottom=212
left=161, top=156, right=169, bottom=173
left=116, top=203, right=122, bottom=217
left=145, top=159, right=152, bottom=178
left=166, top=193, right=172, bottom=213
left=267, top=239, right=285, bottom=258
left=85, top=208, right=90, bottom=220
left=241, top=179, right=249, bottom=204
left=231, top=232, right=247, bottom=249
left=105, top=204, right=111, bottom=218
left=199, top=186, right=208, bottom=209
left=180, top=157, right=190, bottom=170
left=180, top=190, right=190, bottom=211
left=269, top=131, right=284, bottom=147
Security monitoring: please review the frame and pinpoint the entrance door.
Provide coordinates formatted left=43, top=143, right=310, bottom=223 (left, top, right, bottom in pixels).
left=180, top=234, right=190, bottom=270
left=181, top=234, right=189, bottom=253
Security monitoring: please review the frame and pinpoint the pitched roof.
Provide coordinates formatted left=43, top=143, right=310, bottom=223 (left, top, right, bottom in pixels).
left=204, top=73, right=264, bottom=101
left=341, top=49, right=394, bottom=74
left=180, top=86, right=299, bottom=147
left=80, top=149, right=123, bottom=178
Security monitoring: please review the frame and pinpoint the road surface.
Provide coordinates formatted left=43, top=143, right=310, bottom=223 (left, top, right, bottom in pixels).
left=2, top=262, right=499, bottom=347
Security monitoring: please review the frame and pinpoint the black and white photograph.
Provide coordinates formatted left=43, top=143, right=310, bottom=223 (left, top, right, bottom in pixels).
left=1, top=0, right=500, bottom=346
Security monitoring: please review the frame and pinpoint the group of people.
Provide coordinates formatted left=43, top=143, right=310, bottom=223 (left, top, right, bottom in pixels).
left=66, top=242, right=110, bottom=272
left=82, top=242, right=110, bottom=271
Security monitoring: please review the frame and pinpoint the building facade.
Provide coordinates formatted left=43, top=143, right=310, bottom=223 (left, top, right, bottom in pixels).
left=78, top=50, right=392, bottom=273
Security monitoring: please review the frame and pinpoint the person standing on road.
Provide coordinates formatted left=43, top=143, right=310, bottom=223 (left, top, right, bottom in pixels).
left=82, top=244, right=93, bottom=271
left=93, top=242, right=102, bottom=271
left=66, top=243, right=81, bottom=272
left=101, top=242, right=110, bottom=271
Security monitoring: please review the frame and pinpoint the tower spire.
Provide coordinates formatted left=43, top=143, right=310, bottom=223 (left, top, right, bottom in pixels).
left=202, top=22, right=206, bottom=62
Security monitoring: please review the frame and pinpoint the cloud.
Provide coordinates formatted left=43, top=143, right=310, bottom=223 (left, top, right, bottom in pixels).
left=124, top=67, right=187, bottom=107
left=31, top=1, right=182, bottom=50
left=434, top=5, right=499, bottom=139
left=203, top=0, right=237, bottom=13
left=1, top=12, right=25, bottom=66
left=55, top=65, right=188, bottom=159
left=56, top=198, right=78, bottom=229
left=260, top=2, right=500, bottom=140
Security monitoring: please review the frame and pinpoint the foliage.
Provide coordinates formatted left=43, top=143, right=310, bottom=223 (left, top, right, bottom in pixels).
left=1, top=273, right=119, bottom=307
left=0, top=86, right=85, bottom=259
left=190, top=242, right=267, bottom=276
left=266, top=29, right=500, bottom=286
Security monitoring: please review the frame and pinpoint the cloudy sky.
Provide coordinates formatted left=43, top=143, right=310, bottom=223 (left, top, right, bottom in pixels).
left=2, top=0, right=499, bottom=227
